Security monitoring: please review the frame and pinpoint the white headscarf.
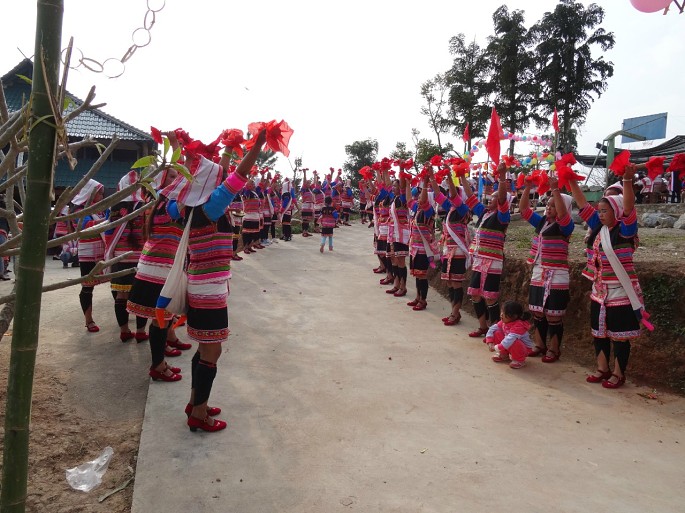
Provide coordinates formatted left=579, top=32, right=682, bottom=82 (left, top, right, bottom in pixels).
left=604, top=194, right=624, bottom=219
left=117, top=170, right=144, bottom=203
left=72, top=179, right=104, bottom=207
left=161, top=156, right=222, bottom=207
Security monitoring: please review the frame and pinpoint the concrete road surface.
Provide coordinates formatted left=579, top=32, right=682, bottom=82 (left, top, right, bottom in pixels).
left=131, top=224, right=685, bottom=513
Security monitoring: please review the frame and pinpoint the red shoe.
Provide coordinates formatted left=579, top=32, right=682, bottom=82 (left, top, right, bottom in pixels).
left=120, top=331, right=134, bottom=343
left=412, top=301, right=427, bottom=311
left=86, top=322, right=100, bottom=333
left=254, top=244, right=265, bottom=249
left=232, top=255, right=243, bottom=261
left=393, top=289, right=407, bottom=297
left=379, top=277, right=393, bottom=285
left=443, top=314, right=461, bottom=326
left=528, top=346, right=547, bottom=357
left=601, top=374, right=626, bottom=389
left=468, top=327, right=488, bottom=338
left=135, top=332, right=149, bottom=343
left=586, top=369, right=612, bottom=383
left=407, top=299, right=419, bottom=307
left=164, top=346, right=182, bottom=357
left=166, top=364, right=181, bottom=374
left=385, top=288, right=399, bottom=294
left=373, top=267, right=386, bottom=274
left=188, top=415, right=227, bottom=433
left=149, top=367, right=182, bottom=382
left=184, top=403, right=222, bottom=418
left=541, top=350, right=560, bottom=363
left=167, top=339, right=192, bottom=350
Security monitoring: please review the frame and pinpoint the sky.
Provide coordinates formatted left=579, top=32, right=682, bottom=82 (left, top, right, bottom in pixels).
left=1, top=0, right=684, bottom=178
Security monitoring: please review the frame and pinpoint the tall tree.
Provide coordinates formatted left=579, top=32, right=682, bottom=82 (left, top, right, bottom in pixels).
left=2, top=1, right=63, bottom=512
left=445, top=34, right=493, bottom=151
left=486, top=5, right=542, bottom=155
left=389, top=141, right=414, bottom=163
left=343, top=138, right=378, bottom=187
left=419, top=73, right=450, bottom=151
left=531, top=0, right=615, bottom=153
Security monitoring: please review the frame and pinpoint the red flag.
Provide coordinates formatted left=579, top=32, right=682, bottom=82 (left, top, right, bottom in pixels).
left=552, top=108, right=559, bottom=133
left=462, top=122, right=470, bottom=143
left=485, top=107, right=502, bottom=165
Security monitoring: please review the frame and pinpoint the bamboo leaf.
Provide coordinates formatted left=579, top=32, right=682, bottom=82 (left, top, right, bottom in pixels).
left=131, top=155, right=157, bottom=169
left=16, top=74, right=32, bottom=85
left=172, top=162, right=192, bottom=180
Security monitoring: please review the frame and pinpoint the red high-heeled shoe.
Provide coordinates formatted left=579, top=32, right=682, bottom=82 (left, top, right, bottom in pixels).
left=135, top=332, right=149, bottom=343
left=385, top=287, right=399, bottom=294
left=412, top=301, right=427, bottom=311
left=601, top=374, right=626, bottom=389
left=379, top=277, right=393, bottom=285
left=164, top=346, right=182, bottom=357
left=373, top=267, right=386, bottom=274
left=443, top=314, right=461, bottom=326
left=120, top=331, right=134, bottom=343
left=167, top=339, right=192, bottom=350
left=468, top=327, right=488, bottom=338
left=407, top=299, right=420, bottom=307
left=586, top=369, right=612, bottom=383
left=541, top=350, right=560, bottom=363
left=188, top=415, right=227, bottom=432
left=393, top=289, right=407, bottom=297
left=149, top=367, right=182, bottom=382
left=184, top=403, right=222, bottom=418
left=86, top=322, right=99, bottom=333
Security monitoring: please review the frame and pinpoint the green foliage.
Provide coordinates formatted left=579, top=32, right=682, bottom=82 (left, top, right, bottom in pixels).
left=641, top=275, right=685, bottom=337
left=420, top=73, right=451, bottom=150
left=343, top=139, right=378, bottom=187
left=486, top=5, right=543, bottom=155
left=530, top=0, right=615, bottom=152
left=445, top=34, right=493, bottom=148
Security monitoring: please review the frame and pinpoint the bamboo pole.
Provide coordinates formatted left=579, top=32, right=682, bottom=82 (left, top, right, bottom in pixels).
left=1, top=2, right=64, bottom=512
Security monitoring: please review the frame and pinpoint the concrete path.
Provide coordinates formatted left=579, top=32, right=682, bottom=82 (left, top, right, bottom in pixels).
left=132, top=224, right=685, bottom=513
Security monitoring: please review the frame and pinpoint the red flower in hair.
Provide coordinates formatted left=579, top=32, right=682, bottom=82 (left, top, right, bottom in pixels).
left=609, top=150, right=631, bottom=177
left=646, top=156, right=666, bottom=181
left=245, top=120, right=294, bottom=157
left=150, top=126, right=163, bottom=145
left=430, top=155, right=443, bottom=167
left=220, top=129, right=246, bottom=158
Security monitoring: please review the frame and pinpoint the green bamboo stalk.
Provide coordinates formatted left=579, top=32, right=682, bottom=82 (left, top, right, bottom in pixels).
left=1, top=1, right=63, bottom=512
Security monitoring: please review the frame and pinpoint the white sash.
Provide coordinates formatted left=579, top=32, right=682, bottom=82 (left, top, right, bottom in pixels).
left=445, top=220, right=472, bottom=269
left=417, top=223, right=436, bottom=259
left=599, top=225, right=643, bottom=313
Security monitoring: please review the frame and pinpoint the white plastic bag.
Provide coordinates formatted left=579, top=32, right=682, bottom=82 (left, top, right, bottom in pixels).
left=65, top=446, right=114, bottom=492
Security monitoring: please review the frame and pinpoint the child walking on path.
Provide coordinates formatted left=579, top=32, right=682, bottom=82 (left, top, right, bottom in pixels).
left=319, top=196, right=338, bottom=252
left=487, top=301, right=535, bottom=369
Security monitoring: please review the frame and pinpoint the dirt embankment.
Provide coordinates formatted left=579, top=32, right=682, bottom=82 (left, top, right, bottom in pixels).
left=430, top=256, right=685, bottom=395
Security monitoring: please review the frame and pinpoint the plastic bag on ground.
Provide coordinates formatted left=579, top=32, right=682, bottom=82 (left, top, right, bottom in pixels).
left=65, top=446, right=114, bottom=492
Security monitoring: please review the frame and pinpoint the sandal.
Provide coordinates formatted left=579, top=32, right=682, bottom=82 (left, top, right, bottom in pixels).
left=541, top=349, right=560, bottom=363
left=443, top=313, right=461, bottom=326
left=86, top=322, right=99, bottom=333
left=468, top=327, right=488, bottom=338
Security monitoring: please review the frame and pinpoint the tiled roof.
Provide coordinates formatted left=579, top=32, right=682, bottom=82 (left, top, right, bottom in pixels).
left=2, top=59, right=152, bottom=142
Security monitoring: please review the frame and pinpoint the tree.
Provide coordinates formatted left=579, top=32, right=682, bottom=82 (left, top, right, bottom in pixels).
left=389, top=141, right=414, bottom=162
left=531, top=0, right=615, bottom=153
left=445, top=34, right=493, bottom=151
left=343, top=138, right=378, bottom=187
left=486, top=5, right=542, bottom=155
left=419, top=74, right=451, bottom=151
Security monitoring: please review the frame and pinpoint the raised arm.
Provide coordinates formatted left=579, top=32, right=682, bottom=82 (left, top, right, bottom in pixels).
left=622, top=164, right=636, bottom=215
left=235, top=130, right=266, bottom=179
left=566, top=175, right=588, bottom=209
left=496, top=162, right=508, bottom=205
left=548, top=176, right=568, bottom=219
left=519, top=180, right=531, bottom=213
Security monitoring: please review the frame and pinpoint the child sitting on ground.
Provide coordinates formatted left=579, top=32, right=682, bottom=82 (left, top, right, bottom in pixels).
left=485, top=300, right=534, bottom=369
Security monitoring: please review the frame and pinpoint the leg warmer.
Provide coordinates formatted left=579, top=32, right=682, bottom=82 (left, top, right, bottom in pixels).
left=149, top=325, right=167, bottom=368
left=547, top=320, right=564, bottom=348
left=472, top=298, right=487, bottom=320
left=190, top=351, right=201, bottom=390
left=534, top=316, right=549, bottom=345
left=593, top=337, right=611, bottom=362
left=114, top=298, right=129, bottom=327
left=136, top=316, right=147, bottom=330
left=452, top=287, right=463, bottom=306
left=613, top=340, right=631, bottom=374
left=79, top=287, right=93, bottom=314
left=193, top=359, right=218, bottom=406
left=487, top=301, right=500, bottom=324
